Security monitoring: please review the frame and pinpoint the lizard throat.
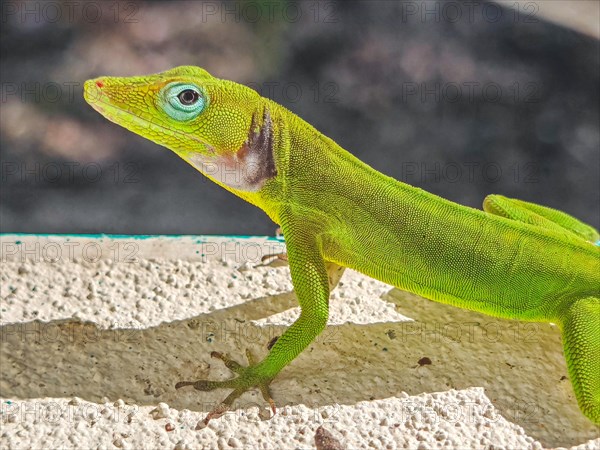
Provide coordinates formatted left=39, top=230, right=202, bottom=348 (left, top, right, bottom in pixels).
left=189, top=107, right=277, bottom=192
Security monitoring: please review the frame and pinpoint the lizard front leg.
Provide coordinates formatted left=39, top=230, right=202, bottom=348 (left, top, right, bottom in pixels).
left=176, top=215, right=335, bottom=426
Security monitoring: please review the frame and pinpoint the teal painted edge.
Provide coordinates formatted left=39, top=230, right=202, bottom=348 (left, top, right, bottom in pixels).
left=0, top=233, right=285, bottom=242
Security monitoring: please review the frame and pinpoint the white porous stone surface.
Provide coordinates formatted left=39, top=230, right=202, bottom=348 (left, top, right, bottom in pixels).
left=1, top=235, right=598, bottom=449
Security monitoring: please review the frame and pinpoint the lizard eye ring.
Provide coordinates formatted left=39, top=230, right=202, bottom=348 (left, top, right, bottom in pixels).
left=160, top=82, right=207, bottom=121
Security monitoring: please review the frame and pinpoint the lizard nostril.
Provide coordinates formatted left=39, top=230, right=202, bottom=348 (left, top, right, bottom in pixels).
left=95, top=80, right=104, bottom=88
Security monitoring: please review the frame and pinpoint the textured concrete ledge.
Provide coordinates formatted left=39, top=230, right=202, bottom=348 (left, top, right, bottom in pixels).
left=1, top=234, right=598, bottom=449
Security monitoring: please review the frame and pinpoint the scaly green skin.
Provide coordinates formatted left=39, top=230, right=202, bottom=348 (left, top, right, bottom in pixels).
left=84, top=66, right=600, bottom=425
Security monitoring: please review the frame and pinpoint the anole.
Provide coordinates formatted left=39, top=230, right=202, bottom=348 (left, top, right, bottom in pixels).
left=84, top=66, right=599, bottom=426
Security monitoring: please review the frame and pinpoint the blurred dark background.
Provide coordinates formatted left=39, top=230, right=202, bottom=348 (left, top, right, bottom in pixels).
left=1, top=0, right=599, bottom=235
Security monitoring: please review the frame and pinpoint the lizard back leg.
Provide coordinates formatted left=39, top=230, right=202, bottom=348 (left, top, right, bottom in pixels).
left=559, top=296, right=600, bottom=425
left=483, top=194, right=599, bottom=243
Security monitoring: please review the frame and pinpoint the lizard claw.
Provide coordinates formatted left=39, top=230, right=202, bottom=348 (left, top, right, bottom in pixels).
left=176, top=349, right=276, bottom=427
left=259, top=252, right=288, bottom=267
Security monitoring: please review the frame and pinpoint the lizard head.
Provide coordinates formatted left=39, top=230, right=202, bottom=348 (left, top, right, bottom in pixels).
left=84, top=66, right=277, bottom=193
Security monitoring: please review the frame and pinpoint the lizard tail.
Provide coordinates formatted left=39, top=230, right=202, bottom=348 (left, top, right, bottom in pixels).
left=559, top=296, right=600, bottom=425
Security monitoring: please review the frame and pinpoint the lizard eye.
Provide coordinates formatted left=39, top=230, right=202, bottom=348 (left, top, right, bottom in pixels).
left=178, top=89, right=199, bottom=106
left=160, top=82, right=207, bottom=121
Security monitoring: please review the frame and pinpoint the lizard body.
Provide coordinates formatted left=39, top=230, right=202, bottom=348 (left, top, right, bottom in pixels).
left=84, top=66, right=600, bottom=425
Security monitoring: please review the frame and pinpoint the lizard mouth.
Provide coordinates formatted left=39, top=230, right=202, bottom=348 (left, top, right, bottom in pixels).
left=83, top=79, right=215, bottom=155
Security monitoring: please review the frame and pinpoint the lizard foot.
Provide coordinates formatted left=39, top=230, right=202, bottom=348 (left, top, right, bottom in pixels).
left=175, top=349, right=276, bottom=428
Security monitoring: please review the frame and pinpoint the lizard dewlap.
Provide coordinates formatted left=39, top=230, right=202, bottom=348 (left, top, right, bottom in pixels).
left=84, top=66, right=600, bottom=426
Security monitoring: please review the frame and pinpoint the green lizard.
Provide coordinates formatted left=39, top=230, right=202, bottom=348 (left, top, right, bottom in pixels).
left=83, top=66, right=600, bottom=426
